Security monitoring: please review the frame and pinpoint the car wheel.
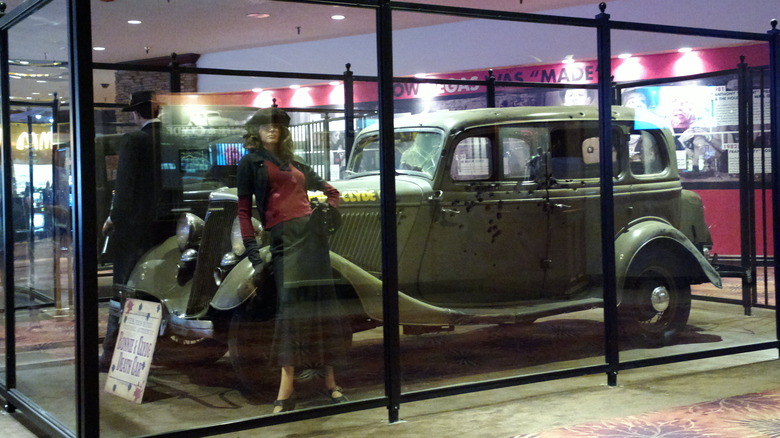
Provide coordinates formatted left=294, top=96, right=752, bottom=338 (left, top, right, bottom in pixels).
left=619, top=250, right=691, bottom=346
left=153, top=334, right=227, bottom=367
left=228, top=292, right=277, bottom=393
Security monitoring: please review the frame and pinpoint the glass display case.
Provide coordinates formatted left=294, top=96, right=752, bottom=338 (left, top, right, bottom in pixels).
left=0, top=1, right=777, bottom=437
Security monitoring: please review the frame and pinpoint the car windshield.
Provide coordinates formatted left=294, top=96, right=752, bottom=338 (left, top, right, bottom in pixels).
left=347, top=129, right=445, bottom=178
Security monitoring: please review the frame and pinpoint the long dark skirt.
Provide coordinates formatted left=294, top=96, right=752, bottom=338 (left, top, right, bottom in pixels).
left=268, top=215, right=349, bottom=368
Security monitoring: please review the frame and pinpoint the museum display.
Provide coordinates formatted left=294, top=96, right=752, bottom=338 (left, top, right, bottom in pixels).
left=110, top=105, right=722, bottom=391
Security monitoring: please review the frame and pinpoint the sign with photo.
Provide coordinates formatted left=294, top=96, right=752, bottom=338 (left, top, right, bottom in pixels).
left=104, top=298, right=162, bottom=404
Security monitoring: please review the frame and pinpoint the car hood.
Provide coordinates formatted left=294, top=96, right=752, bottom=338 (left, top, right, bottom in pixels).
left=325, top=175, right=433, bottom=273
left=329, top=174, right=432, bottom=207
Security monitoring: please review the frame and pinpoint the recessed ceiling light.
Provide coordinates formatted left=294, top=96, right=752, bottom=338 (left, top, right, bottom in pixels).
left=331, top=14, right=345, bottom=20
left=247, top=13, right=270, bottom=19
left=128, top=20, right=142, bottom=25
left=562, top=55, right=574, bottom=64
left=93, top=46, right=106, bottom=51
left=289, top=84, right=300, bottom=89
left=678, top=47, right=693, bottom=53
left=618, top=53, right=632, bottom=59
left=252, top=88, right=264, bottom=92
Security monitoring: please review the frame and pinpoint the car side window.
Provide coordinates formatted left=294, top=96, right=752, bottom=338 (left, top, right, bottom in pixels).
left=550, top=125, right=621, bottom=179
left=628, top=130, right=665, bottom=175
left=499, top=129, right=532, bottom=180
left=451, top=136, right=492, bottom=181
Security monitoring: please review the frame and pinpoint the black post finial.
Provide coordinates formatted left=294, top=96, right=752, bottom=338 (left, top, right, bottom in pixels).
left=0, top=3, right=7, bottom=16
left=740, top=55, right=746, bottom=63
left=599, top=2, right=606, bottom=13
left=772, top=19, right=778, bottom=30
left=272, top=98, right=278, bottom=108
left=345, top=63, right=351, bottom=72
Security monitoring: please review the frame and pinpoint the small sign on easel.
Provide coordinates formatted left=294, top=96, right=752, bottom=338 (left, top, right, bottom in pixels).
left=104, top=298, right=162, bottom=403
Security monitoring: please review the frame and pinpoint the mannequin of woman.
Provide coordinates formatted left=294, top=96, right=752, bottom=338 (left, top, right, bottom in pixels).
left=236, top=107, right=348, bottom=413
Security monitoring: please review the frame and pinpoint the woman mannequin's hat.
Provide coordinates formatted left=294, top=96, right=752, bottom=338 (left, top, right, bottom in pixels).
left=246, top=107, right=291, bottom=127
left=122, top=90, right=155, bottom=112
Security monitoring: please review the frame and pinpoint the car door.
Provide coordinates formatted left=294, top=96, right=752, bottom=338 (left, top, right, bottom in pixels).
left=417, top=126, right=547, bottom=306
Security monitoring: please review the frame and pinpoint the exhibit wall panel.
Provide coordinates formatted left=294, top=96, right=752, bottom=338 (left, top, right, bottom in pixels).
left=610, top=29, right=776, bottom=362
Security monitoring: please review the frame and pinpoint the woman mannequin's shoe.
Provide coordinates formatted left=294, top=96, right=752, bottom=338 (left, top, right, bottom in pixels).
left=272, top=397, right=296, bottom=413
left=327, top=386, right=348, bottom=404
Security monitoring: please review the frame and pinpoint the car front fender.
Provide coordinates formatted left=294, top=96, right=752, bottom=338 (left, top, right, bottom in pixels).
left=615, top=218, right=722, bottom=293
left=210, top=256, right=258, bottom=311
left=126, top=236, right=192, bottom=315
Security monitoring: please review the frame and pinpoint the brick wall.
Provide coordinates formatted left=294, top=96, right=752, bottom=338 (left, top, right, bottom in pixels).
left=114, top=54, right=199, bottom=126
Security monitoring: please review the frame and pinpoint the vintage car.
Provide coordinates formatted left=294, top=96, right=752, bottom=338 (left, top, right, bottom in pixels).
left=123, top=105, right=721, bottom=389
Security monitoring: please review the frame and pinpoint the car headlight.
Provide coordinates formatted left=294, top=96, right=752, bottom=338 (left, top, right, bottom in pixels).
left=213, top=252, right=241, bottom=286
left=176, top=213, right=205, bottom=251
left=176, top=248, right=199, bottom=285
left=230, top=216, right=263, bottom=255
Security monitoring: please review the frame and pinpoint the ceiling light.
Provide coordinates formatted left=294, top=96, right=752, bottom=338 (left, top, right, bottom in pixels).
left=618, top=53, right=632, bottom=59
left=678, top=47, right=693, bottom=53
left=252, top=88, right=264, bottom=92
left=562, top=55, right=574, bottom=64
left=93, top=46, right=106, bottom=51
left=414, top=73, right=427, bottom=78
left=289, top=84, right=300, bottom=89
left=128, top=20, right=142, bottom=25
left=247, top=13, right=270, bottom=19
left=331, top=14, right=345, bottom=20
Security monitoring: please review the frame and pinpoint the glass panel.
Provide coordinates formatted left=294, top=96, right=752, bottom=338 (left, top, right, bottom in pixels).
left=612, top=30, right=774, bottom=361
left=92, top=2, right=383, bottom=434
left=7, top=0, right=75, bottom=431
left=389, top=10, right=605, bottom=399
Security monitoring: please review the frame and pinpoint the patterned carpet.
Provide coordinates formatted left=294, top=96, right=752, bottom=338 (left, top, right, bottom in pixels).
left=511, top=389, right=780, bottom=438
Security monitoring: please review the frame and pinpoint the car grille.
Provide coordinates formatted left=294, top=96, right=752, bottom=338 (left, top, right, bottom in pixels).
left=185, top=201, right=237, bottom=315
left=330, top=208, right=382, bottom=273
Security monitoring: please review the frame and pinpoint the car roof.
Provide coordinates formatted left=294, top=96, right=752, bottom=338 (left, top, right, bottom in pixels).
left=357, top=105, right=670, bottom=136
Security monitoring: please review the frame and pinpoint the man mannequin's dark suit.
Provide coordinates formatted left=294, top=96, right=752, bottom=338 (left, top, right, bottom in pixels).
left=110, top=119, right=162, bottom=284
left=100, top=91, right=174, bottom=370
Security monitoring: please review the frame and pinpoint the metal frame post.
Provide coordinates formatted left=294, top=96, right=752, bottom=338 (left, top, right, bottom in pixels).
left=0, top=4, right=16, bottom=409
left=376, top=0, right=402, bottom=424
left=170, top=52, right=182, bottom=92
left=596, top=2, right=619, bottom=387
left=68, top=0, right=100, bottom=435
left=737, top=56, right=756, bottom=316
left=343, top=63, right=355, bottom=159
left=768, top=19, right=780, bottom=354
left=486, top=69, right=496, bottom=108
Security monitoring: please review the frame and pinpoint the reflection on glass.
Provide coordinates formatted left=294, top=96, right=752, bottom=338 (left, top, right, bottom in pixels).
left=91, top=91, right=385, bottom=432
left=349, top=130, right=444, bottom=178
left=7, top=0, right=75, bottom=432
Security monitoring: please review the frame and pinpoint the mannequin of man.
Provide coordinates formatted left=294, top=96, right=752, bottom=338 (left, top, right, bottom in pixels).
left=99, top=90, right=166, bottom=371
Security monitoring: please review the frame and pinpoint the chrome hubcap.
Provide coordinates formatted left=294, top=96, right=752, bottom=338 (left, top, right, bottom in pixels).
left=650, top=286, right=670, bottom=312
